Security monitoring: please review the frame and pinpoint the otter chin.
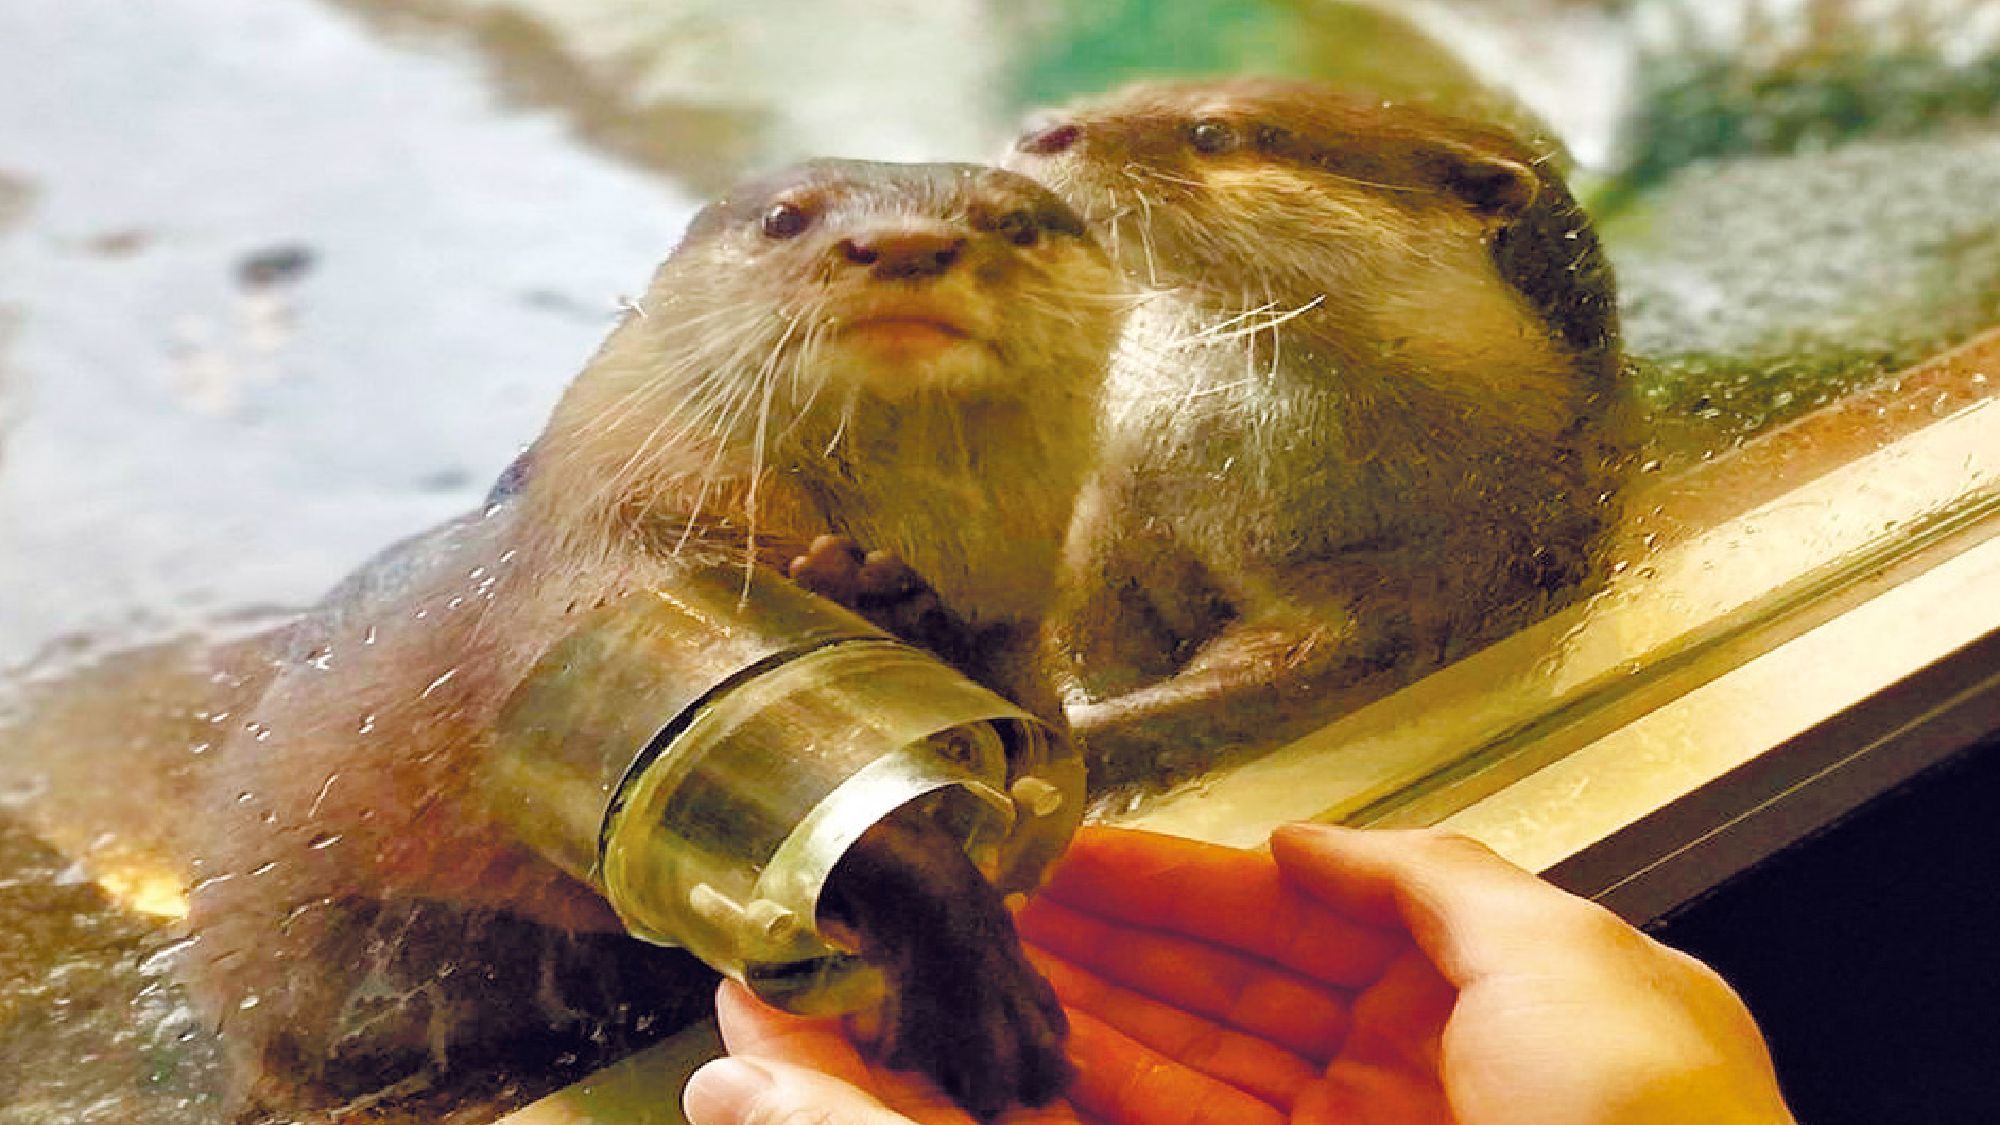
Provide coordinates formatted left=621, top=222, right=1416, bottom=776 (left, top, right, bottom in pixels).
left=826, top=303, right=996, bottom=395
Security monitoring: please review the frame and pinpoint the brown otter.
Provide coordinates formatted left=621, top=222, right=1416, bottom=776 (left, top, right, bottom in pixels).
left=1004, top=78, right=1632, bottom=787
left=179, top=159, right=1122, bottom=1120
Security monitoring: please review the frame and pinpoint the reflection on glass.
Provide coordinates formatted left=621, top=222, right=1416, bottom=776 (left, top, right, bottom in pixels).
left=4, top=1, right=2000, bottom=1122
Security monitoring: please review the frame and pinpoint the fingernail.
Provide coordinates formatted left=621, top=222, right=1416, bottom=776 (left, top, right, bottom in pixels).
left=683, top=1058, right=773, bottom=1124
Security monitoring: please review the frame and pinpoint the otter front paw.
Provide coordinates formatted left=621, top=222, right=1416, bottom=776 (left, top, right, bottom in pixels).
left=787, top=535, right=976, bottom=664
left=879, top=938, right=1073, bottom=1122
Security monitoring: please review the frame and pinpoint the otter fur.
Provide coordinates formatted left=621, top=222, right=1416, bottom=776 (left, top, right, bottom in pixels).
left=1005, top=78, right=1632, bottom=786
left=179, top=159, right=1122, bottom=1120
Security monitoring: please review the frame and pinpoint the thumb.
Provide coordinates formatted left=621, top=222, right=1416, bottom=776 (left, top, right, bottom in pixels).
left=683, top=1057, right=919, bottom=1125
left=1270, top=823, right=1619, bottom=985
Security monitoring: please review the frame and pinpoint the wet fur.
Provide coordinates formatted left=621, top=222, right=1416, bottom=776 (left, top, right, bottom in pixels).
left=181, top=161, right=1122, bottom=1118
left=1006, top=78, right=1633, bottom=786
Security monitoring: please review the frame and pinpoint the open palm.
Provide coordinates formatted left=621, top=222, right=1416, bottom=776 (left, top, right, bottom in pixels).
left=692, top=826, right=1793, bottom=1125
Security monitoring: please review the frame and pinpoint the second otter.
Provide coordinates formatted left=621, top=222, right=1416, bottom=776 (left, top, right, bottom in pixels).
left=1006, top=78, right=1633, bottom=786
left=181, top=160, right=1122, bottom=1120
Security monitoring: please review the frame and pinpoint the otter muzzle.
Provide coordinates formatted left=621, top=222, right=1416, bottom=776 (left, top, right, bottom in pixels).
left=481, top=568, right=1082, bottom=1015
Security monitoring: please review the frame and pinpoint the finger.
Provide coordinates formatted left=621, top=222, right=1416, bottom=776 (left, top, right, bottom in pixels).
left=1063, top=1006, right=1286, bottom=1125
left=685, top=1056, right=934, bottom=1125
left=1270, top=824, right=1628, bottom=986
left=1036, top=827, right=1405, bottom=988
left=1027, top=946, right=1320, bottom=1110
left=1020, top=897, right=1353, bottom=1059
left=1294, top=952, right=1456, bottom=1124
left=714, top=982, right=1089, bottom=1125
left=713, top=979, right=877, bottom=1088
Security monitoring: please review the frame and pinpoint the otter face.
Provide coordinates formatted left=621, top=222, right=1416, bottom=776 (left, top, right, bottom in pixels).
left=537, top=160, right=1124, bottom=548
left=638, top=160, right=1122, bottom=406
left=1003, top=78, right=1544, bottom=302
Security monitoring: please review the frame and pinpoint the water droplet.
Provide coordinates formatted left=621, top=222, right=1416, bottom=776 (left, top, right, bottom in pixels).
left=250, top=860, right=278, bottom=876
left=139, top=935, right=201, bottom=975
left=446, top=596, right=464, bottom=609
left=235, top=791, right=254, bottom=803
left=358, top=714, right=376, bottom=735
left=420, top=669, right=459, bottom=699
left=282, top=897, right=332, bottom=926
left=189, top=741, right=211, bottom=756
left=307, top=833, right=342, bottom=850
left=306, top=647, right=334, bottom=671
left=238, top=994, right=260, bottom=1011
left=363, top=626, right=379, bottom=646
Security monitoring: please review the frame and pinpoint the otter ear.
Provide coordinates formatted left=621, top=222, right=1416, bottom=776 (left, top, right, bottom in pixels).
left=1432, top=147, right=1540, bottom=223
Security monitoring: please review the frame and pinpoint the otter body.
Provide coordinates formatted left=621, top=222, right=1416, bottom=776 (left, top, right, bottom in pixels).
left=1005, top=79, right=1631, bottom=785
left=183, top=160, right=1121, bottom=1119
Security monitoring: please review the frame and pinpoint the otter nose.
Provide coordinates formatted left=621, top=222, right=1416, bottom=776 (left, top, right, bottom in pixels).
left=1016, top=121, right=1081, bottom=155
left=839, top=231, right=966, bottom=281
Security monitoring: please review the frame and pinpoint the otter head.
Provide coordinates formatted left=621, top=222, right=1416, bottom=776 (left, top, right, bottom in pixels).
left=1003, top=78, right=1616, bottom=365
left=534, top=160, right=1123, bottom=545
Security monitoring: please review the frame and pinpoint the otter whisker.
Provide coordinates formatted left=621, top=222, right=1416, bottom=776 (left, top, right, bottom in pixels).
left=1172, top=294, right=1327, bottom=349
left=738, top=313, right=802, bottom=583
left=1131, top=191, right=1163, bottom=289
left=1122, top=162, right=1195, bottom=188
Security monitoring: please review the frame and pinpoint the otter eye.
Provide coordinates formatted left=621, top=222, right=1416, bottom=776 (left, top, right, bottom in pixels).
left=760, top=202, right=812, bottom=240
left=994, top=209, right=1039, bottom=247
left=1187, top=119, right=1238, bottom=156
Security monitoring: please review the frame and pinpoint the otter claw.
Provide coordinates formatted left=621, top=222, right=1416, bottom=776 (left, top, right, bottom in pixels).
left=789, top=534, right=870, bottom=606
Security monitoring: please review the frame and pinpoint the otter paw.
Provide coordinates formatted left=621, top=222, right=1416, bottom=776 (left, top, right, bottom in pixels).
left=788, top=534, right=870, bottom=606
left=881, top=944, right=1074, bottom=1121
left=788, top=536, right=976, bottom=662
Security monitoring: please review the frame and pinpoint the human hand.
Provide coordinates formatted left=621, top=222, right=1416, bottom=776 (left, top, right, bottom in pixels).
left=683, top=824, right=1796, bottom=1125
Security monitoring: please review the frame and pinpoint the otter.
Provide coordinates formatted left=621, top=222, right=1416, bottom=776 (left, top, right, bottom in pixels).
left=180, top=159, right=1122, bottom=1120
left=1003, top=78, right=1632, bottom=787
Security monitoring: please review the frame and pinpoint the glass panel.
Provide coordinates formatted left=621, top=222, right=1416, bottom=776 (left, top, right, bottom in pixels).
left=4, top=1, right=1998, bottom=1121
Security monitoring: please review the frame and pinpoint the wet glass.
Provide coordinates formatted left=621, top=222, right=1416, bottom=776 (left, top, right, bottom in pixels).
left=5, top=0, right=2000, bottom=1121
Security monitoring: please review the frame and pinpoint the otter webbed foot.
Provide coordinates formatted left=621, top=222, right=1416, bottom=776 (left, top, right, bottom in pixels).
left=787, top=535, right=978, bottom=666
left=824, top=807, right=1073, bottom=1121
